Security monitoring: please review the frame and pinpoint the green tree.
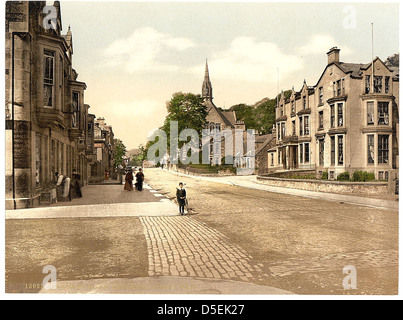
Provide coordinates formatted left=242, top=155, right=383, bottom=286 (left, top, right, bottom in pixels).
left=132, top=145, right=147, bottom=167
left=113, top=139, right=126, bottom=168
left=385, top=53, right=399, bottom=68
left=160, top=92, right=207, bottom=150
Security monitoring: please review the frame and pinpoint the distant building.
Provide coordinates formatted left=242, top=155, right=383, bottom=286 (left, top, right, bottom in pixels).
left=270, top=47, right=399, bottom=181
left=91, top=117, right=115, bottom=182
left=201, top=61, right=250, bottom=167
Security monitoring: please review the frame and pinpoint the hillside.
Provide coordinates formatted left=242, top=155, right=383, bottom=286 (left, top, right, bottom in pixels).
left=228, top=90, right=292, bottom=135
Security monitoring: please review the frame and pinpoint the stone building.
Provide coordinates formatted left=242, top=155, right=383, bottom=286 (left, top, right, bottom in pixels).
left=90, top=117, right=115, bottom=183
left=5, top=1, right=94, bottom=208
left=255, top=133, right=276, bottom=176
left=201, top=61, right=249, bottom=166
left=269, top=47, right=399, bottom=181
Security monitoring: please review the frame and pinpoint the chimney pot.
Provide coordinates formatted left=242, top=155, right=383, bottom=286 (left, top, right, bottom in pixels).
left=327, top=47, right=340, bottom=65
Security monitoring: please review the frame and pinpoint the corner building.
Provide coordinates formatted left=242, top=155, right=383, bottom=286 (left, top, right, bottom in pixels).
left=5, top=1, right=92, bottom=208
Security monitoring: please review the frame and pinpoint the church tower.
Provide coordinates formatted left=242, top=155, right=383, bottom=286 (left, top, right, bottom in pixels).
left=202, top=59, right=213, bottom=101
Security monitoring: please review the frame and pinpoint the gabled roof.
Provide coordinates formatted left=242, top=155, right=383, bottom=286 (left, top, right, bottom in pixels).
left=205, top=99, right=234, bottom=128
left=255, top=134, right=275, bottom=156
left=314, top=56, right=399, bottom=87
left=221, top=110, right=237, bottom=126
left=336, top=62, right=369, bottom=78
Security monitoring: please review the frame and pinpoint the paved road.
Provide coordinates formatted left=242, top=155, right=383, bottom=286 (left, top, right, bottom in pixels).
left=144, top=169, right=399, bottom=295
left=5, top=169, right=399, bottom=295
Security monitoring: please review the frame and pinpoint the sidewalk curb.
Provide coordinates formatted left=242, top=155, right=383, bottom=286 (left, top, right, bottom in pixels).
left=38, top=276, right=294, bottom=295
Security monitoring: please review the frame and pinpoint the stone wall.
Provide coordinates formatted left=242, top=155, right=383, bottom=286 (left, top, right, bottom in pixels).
left=169, top=165, right=235, bottom=177
left=257, top=176, right=388, bottom=196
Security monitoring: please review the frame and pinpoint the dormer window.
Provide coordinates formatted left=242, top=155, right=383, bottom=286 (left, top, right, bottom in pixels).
left=374, top=76, right=383, bottom=93
left=385, top=77, right=390, bottom=94
left=341, top=78, right=345, bottom=96
left=365, top=75, right=371, bottom=94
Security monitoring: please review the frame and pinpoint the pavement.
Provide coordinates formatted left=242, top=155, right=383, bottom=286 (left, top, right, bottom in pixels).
left=38, top=276, right=292, bottom=295
left=6, top=169, right=398, bottom=295
left=5, top=184, right=178, bottom=220
left=164, top=169, right=399, bottom=211
left=6, top=179, right=294, bottom=295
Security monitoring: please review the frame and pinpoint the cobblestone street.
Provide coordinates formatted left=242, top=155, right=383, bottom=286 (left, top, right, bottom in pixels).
left=141, top=216, right=263, bottom=282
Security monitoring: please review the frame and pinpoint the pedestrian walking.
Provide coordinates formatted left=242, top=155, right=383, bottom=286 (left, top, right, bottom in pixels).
left=71, top=169, right=82, bottom=198
left=124, top=169, right=134, bottom=191
left=135, top=168, right=145, bottom=191
left=55, top=172, right=71, bottom=201
left=176, top=182, right=187, bottom=215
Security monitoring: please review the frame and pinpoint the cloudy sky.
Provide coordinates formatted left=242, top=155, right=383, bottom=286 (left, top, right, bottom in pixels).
left=59, top=1, right=399, bottom=150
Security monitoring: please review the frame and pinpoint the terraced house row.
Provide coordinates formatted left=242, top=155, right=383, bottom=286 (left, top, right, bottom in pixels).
left=5, top=1, right=116, bottom=208
left=269, top=47, right=399, bottom=181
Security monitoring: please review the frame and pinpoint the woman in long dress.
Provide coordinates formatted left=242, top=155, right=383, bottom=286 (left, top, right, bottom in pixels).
left=71, top=169, right=82, bottom=198
left=124, top=170, right=134, bottom=191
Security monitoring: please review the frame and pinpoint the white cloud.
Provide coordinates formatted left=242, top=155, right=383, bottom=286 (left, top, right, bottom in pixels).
left=298, top=34, right=354, bottom=56
left=103, top=27, right=196, bottom=73
left=189, top=37, right=304, bottom=83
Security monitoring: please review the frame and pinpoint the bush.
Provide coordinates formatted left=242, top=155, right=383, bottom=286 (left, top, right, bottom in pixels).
left=321, top=171, right=328, bottom=180
left=352, top=171, right=376, bottom=182
left=337, top=172, right=350, bottom=181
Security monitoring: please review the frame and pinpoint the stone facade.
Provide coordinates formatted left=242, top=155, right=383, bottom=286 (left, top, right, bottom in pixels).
left=5, top=1, right=116, bottom=208
left=202, top=61, right=252, bottom=168
left=269, top=47, right=399, bottom=182
left=91, top=117, right=115, bottom=183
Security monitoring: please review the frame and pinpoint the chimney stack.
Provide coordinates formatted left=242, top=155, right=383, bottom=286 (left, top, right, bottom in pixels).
left=327, top=47, right=340, bottom=65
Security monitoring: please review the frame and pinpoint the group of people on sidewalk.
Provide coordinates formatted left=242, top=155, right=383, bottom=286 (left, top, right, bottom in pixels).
left=124, top=168, right=145, bottom=192
left=54, top=170, right=82, bottom=202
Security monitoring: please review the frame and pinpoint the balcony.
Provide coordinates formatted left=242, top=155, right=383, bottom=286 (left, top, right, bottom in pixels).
left=297, top=108, right=311, bottom=116
left=327, top=95, right=347, bottom=104
left=68, top=127, right=83, bottom=140
left=328, top=127, right=347, bottom=135
left=282, top=135, right=299, bottom=144
left=276, top=115, right=288, bottom=122
left=360, top=93, right=394, bottom=101
left=36, top=107, right=65, bottom=128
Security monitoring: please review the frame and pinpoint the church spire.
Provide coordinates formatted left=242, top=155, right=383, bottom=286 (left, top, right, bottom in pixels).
left=202, top=59, right=213, bottom=101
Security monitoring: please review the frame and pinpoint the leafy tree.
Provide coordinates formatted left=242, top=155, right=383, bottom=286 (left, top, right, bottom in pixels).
left=385, top=53, right=399, bottom=68
left=132, top=145, right=147, bottom=167
left=229, top=93, right=288, bottom=135
left=113, top=139, right=126, bottom=168
left=160, top=92, right=207, bottom=150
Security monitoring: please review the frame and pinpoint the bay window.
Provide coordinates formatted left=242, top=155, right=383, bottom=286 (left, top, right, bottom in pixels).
left=367, top=135, right=375, bottom=164
left=367, top=102, right=375, bottom=125
left=378, top=102, right=389, bottom=125
left=378, top=135, right=389, bottom=164
left=44, top=50, right=55, bottom=107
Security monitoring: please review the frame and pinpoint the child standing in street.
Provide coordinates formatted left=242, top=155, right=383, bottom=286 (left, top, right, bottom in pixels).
left=176, top=182, right=187, bottom=216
